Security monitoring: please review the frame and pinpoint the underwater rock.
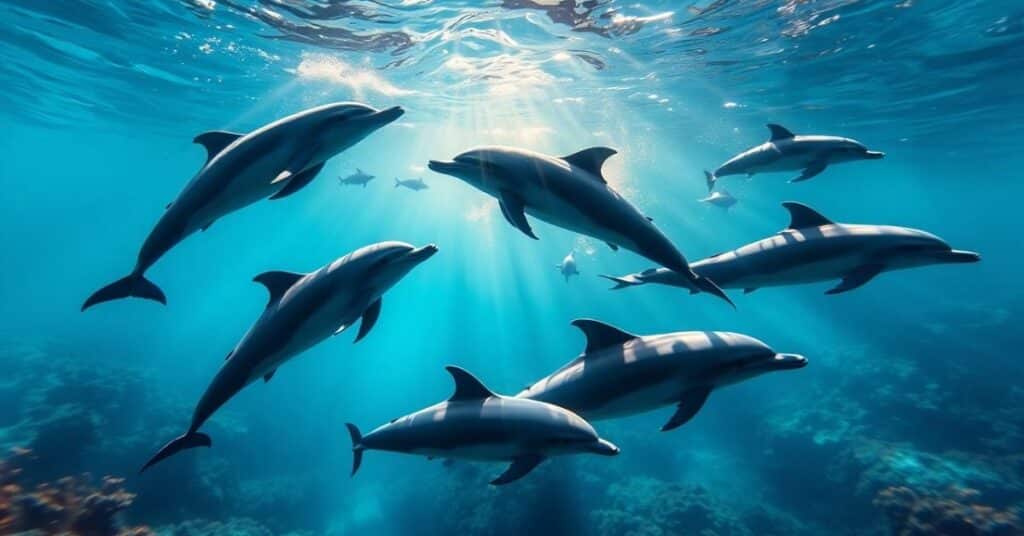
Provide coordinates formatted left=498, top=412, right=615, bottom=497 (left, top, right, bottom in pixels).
left=874, top=486, right=1023, bottom=535
left=0, top=447, right=153, bottom=535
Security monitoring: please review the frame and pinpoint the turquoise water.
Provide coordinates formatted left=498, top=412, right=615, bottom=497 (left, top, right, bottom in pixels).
left=1, top=1, right=1022, bottom=534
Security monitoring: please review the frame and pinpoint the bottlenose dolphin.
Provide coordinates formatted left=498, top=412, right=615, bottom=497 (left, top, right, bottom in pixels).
left=427, top=146, right=732, bottom=305
left=698, top=190, right=737, bottom=210
left=518, top=319, right=806, bottom=431
left=601, top=202, right=980, bottom=295
left=82, top=102, right=404, bottom=310
left=346, top=365, right=619, bottom=485
left=557, top=251, right=579, bottom=282
left=339, top=168, right=375, bottom=187
left=394, top=177, right=429, bottom=191
left=704, top=124, right=884, bottom=191
left=140, top=241, right=437, bottom=472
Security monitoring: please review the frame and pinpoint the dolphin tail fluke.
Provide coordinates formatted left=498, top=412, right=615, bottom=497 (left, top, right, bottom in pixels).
left=345, top=423, right=365, bottom=477
left=82, top=273, right=166, bottom=311
left=140, top=431, right=211, bottom=473
left=394, top=178, right=400, bottom=188
left=704, top=170, right=717, bottom=192
left=693, top=275, right=735, bottom=308
left=599, top=274, right=641, bottom=290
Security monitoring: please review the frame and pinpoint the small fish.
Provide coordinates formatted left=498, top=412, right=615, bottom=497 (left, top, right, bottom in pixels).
left=394, top=177, right=429, bottom=191
left=339, top=168, right=375, bottom=187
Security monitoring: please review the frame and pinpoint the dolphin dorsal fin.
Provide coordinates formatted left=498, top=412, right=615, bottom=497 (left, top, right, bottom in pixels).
left=562, top=147, right=618, bottom=183
left=782, top=201, right=833, bottom=230
left=446, top=366, right=497, bottom=401
left=253, top=270, right=305, bottom=306
left=571, top=319, right=638, bottom=354
left=194, top=130, right=243, bottom=164
left=766, top=124, right=796, bottom=141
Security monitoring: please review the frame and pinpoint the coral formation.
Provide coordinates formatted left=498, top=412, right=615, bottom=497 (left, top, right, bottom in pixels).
left=0, top=446, right=152, bottom=535
left=875, top=486, right=1022, bottom=535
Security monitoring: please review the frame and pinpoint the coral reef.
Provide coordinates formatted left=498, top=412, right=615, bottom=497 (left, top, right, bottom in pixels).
left=874, top=486, right=1022, bottom=535
left=0, top=446, right=152, bottom=535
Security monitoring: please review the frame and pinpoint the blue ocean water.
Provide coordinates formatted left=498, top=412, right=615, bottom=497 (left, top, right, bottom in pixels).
left=1, top=1, right=1022, bottom=534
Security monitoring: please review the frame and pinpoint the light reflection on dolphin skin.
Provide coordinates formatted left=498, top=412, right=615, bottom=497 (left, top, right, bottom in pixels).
left=347, top=365, right=619, bottom=486
left=427, top=145, right=733, bottom=306
left=704, top=124, right=884, bottom=191
left=139, top=241, right=437, bottom=473
left=602, top=202, right=980, bottom=296
left=82, top=102, right=405, bottom=311
left=518, top=319, right=807, bottom=432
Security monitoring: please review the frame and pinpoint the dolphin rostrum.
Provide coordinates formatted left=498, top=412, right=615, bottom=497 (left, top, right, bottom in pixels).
left=83, top=102, right=404, bottom=310
left=139, top=241, right=437, bottom=472
left=704, top=124, right=884, bottom=191
left=394, top=177, right=429, bottom=191
left=346, top=365, right=619, bottom=485
left=518, top=319, right=806, bottom=431
left=427, top=146, right=732, bottom=306
left=339, top=168, right=375, bottom=187
left=557, top=251, right=579, bottom=282
left=601, top=202, right=980, bottom=295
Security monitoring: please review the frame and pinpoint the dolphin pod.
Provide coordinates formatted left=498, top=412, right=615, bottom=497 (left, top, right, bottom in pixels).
left=518, top=320, right=806, bottom=431
left=705, top=124, right=884, bottom=191
left=140, top=241, right=437, bottom=472
left=346, top=366, right=619, bottom=485
left=427, top=146, right=734, bottom=306
left=82, top=102, right=404, bottom=310
left=77, top=101, right=979, bottom=485
left=601, top=202, right=980, bottom=295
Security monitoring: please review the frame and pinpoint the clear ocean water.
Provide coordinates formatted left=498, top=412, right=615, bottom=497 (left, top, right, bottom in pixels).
left=1, top=1, right=1022, bottom=535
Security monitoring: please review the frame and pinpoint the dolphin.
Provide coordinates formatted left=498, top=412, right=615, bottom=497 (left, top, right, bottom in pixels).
left=557, top=251, right=579, bottom=282
left=704, top=124, right=884, bottom=191
left=427, top=146, right=732, bottom=306
left=82, top=102, right=404, bottom=311
left=346, top=365, right=619, bottom=485
left=139, top=241, right=437, bottom=472
left=518, top=319, right=806, bottom=431
left=339, top=168, right=375, bottom=187
left=394, top=177, right=429, bottom=191
left=698, top=189, right=737, bottom=210
left=601, top=202, right=980, bottom=295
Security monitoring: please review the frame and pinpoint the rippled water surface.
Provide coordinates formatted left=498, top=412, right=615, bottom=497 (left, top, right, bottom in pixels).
left=1, top=1, right=1022, bottom=535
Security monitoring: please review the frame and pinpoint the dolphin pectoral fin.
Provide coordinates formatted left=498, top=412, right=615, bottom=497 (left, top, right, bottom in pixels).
left=263, top=369, right=276, bottom=382
left=662, top=387, right=713, bottom=431
left=605, top=242, right=619, bottom=251
left=790, top=160, right=827, bottom=183
left=498, top=191, right=538, bottom=240
left=491, top=455, right=545, bottom=486
left=269, top=162, right=325, bottom=200
left=194, top=130, right=243, bottom=164
left=354, top=298, right=382, bottom=343
left=271, top=146, right=318, bottom=185
left=744, top=288, right=758, bottom=294
left=826, top=264, right=884, bottom=295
